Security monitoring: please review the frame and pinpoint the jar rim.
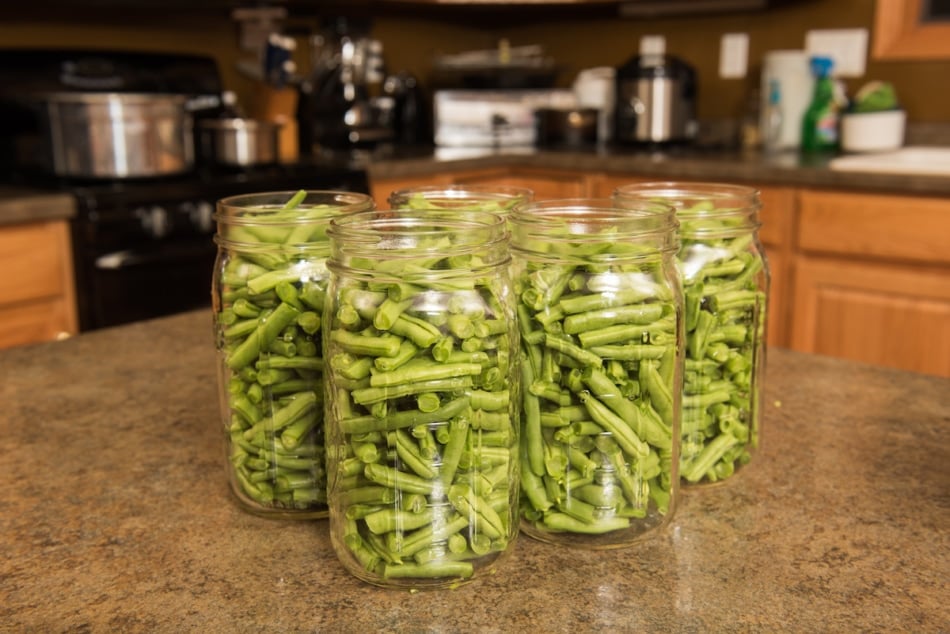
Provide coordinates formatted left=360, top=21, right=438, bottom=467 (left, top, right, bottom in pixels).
left=513, top=197, right=675, bottom=220
left=215, top=190, right=375, bottom=226
left=510, top=199, right=678, bottom=257
left=388, top=183, right=535, bottom=202
left=328, top=208, right=507, bottom=249
left=613, top=182, right=761, bottom=213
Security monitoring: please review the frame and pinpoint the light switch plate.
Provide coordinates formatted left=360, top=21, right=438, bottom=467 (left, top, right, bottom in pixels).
left=640, top=35, right=666, bottom=57
left=719, top=33, right=749, bottom=78
left=805, top=28, right=868, bottom=77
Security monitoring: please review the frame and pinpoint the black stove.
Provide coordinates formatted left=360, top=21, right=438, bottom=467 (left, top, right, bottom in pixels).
left=62, top=160, right=367, bottom=332
left=0, top=49, right=369, bottom=332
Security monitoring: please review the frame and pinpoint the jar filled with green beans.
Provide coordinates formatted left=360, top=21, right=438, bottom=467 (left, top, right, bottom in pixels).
left=212, top=190, right=375, bottom=519
left=510, top=199, right=683, bottom=548
left=387, top=184, right=533, bottom=214
left=614, top=182, right=769, bottom=486
left=323, top=209, right=520, bottom=588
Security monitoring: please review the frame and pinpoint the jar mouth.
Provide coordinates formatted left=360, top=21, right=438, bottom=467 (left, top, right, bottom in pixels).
left=388, top=184, right=534, bottom=212
left=215, top=190, right=375, bottom=226
left=613, top=181, right=760, bottom=212
left=511, top=198, right=678, bottom=249
left=612, top=183, right=761, bottom=236
left=327, top=209, right=509, bottom=269
left=329, top=208, right=507, bottom=242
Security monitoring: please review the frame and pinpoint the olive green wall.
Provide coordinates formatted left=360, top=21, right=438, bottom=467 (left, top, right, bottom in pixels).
left=0, top=0, right=947, bottom=123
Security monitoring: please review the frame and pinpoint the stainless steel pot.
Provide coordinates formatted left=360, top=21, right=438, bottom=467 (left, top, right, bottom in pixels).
left=197, top=118, right=281, bottom=167
left=41, top=93, right=193, bottom=178
left=614, top=55, right=697, bottom=145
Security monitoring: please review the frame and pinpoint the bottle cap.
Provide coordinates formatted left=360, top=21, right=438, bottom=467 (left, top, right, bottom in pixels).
left=810, top=56, right=834, bottom=78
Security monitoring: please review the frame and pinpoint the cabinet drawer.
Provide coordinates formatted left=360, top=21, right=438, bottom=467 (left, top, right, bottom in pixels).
left=798, top=189, right=950, bottom=265
left=0, top=221, right=70, bottom=304
left=790, top=255, right=950, bottom=376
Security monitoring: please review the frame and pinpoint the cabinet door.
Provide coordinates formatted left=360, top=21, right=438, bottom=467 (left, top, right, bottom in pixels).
left=0, top=220, right=77, bottom=349
left=790, top=256, right=950, bottom=377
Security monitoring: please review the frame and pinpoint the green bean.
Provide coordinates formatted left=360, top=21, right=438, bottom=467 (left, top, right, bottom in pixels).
left=215, top=192, right=367, bottom=514
left=677, top=207, right=767, bottom=484
left=324, top=233, right=518, bottom=583
left=513, top=218, right=680, bottom=541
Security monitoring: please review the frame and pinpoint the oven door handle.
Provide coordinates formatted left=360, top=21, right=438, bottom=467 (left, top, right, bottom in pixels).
left=94, top=244, right=213, bottom=270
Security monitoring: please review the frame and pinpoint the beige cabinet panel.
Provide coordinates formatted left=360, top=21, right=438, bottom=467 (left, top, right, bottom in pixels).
left=790, top=256, right=950, bottom=377
left=798, top=189, right=950, bottom=265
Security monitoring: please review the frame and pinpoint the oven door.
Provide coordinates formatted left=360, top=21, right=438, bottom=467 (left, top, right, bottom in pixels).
left=79, top=237, right=216, bottom=331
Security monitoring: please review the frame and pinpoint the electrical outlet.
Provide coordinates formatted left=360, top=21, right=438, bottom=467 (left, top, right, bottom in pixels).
left=640, top=35, right=666, bottom=57
left=805, top=28, right=869, bottom=77
left=719, top=33, right=749, bottom=79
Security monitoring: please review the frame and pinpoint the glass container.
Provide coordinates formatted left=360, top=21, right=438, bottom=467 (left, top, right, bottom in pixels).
left=510, top=198, right=683, bottom=548
left=323, top=209, right=520, bottom=588
left=386, top=184, right=533, bottom=214
left=212, top=189, right=375, bottom=518
left=615, top=182, right=769, bottom=486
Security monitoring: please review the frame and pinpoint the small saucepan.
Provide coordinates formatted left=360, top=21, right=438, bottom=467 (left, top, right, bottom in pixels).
left=534, top=107, right=599, bottom=148
left=197, top=118, right=282, bottom=167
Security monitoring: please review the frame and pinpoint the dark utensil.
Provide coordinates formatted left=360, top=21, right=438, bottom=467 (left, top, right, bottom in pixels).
left=534, top=107, right=598, bottom=148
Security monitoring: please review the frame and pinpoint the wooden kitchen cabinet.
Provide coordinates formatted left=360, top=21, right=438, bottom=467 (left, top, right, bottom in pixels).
left=790, top=189, right=950, bottom=377
left=369, top=163, right=950, bottom=375
left=0, top=220, right=78, bottom=349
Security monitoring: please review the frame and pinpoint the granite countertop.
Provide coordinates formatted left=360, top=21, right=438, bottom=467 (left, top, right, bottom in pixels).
left=2, top=310, right=947, bottom=632
left=360, top=145, right=950, bottom=196
left=0, top=185, right=76, bottom=227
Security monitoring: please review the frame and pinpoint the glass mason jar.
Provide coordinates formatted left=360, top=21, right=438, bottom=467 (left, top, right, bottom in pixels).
left=510, top=199, right=683, bottom=548
left=614, top=182, right=769, bottom=486
left=387, top=184, right=534, bottom=214
left=212, top=190, right=375, bottom=519
left=323, top=209, right=521, bottom=588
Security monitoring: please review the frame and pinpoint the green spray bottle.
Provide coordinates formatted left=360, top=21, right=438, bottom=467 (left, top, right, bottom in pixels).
left=801, top=56, right=840, bottom=153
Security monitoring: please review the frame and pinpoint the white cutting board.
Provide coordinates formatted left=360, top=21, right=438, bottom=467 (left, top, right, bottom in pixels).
left=829, top=146, right=950, bottom=176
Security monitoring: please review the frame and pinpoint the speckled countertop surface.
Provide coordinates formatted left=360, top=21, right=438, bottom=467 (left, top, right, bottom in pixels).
left=361, top=146, right=950, bottom=196
left=1, top=309, right=947, bottom=632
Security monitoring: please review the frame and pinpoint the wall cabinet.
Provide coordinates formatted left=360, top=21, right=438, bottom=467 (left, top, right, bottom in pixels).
left=0, top=220, right=78, bottom=349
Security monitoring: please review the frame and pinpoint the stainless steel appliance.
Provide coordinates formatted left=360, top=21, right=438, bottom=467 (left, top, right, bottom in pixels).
left=0, top=49, right=368, bottom=332
left=297, top=19, right=395, bottom=151
left=28, top=92, right=193, bottom=179
left=433, top=89, right=576, bottom=147
left=614, top=54, right=697, bottom=145
left=197, top=117, right=282, bottom=167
